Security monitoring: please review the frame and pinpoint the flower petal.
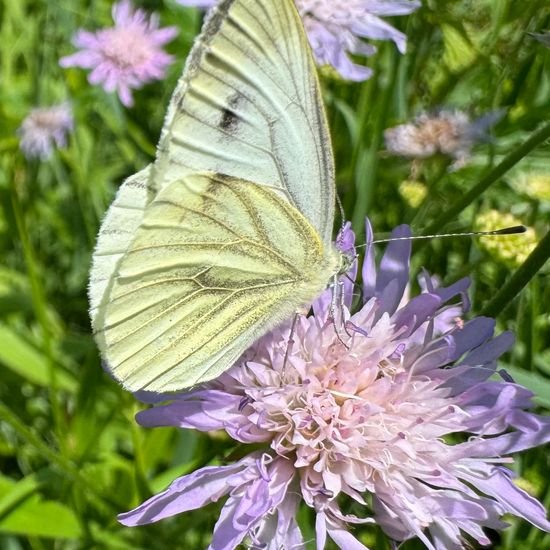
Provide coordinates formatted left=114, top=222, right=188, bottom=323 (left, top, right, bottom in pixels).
left=118, top=456, right=256, bottom=526
left=394, top=293, right=442, bottom=336
left=315, top=512, right=328, bottom=550
left=327, top=523, right=371, bottom=549
left=458, top=331, right=514, bottom=367
left=448, top=317, right=495, bottom=361
left=374, top=224, right=411, bottom=317
left=136, top=390, right=243, bottom=431
left=461, top=468, right=550, bottom=532
left=362, top=218, right=377, bottom=299
left=209, top=457, right=295, bottom=550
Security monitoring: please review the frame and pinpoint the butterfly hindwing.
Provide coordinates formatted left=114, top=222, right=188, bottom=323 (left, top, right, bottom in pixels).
left=95, top=173, right=338, bottom=392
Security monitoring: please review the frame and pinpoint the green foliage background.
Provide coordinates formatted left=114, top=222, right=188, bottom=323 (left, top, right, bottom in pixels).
left=0, top=0, right=549, bottom=548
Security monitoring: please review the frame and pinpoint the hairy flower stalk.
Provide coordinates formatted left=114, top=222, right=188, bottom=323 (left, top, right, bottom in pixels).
left=60, top=0, right=177, bottom=107
left=120, top=220, right=550, bottom=550
left=177, top=0, right=421, bottom=80
left=18, top=103, right=73, bottom=160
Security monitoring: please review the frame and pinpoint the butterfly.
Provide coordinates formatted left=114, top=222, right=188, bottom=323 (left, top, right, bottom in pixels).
left=89, top=0, right=347, bottom=392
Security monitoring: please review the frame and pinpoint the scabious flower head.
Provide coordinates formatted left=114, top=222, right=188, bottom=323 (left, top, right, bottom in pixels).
left=60, top=0, right=178, bottom=107
left=399, top=179, right=428, bottom=208
left=119, top=220, right=550, bottom=550
left=177, top=0, right=421, bottom=81
left=385, top=109, right=503, bottom=169
left=475, top=210, right=537, bottom=268
left=295, top=0, right=421, bottom=81
left=18, top=103, right=73, bottom=160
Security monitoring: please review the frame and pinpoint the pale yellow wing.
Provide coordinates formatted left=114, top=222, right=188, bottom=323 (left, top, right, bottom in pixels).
left=89, top=166, right=153, bottom=326
left=154, top=0, right=335, bottom=245
left=94, top=173, right=339, bottom=392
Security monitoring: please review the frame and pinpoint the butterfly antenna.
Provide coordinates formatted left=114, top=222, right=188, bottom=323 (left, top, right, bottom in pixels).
left=355, top=225, right=526, bottom=247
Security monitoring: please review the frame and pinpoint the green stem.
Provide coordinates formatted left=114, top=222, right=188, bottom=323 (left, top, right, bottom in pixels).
left=352, top=49, right=397, bottom=235
left=482, top=229, right=550, bottom=318
left=51, top=152, right=95, bottom=248
left=342, top=75, right=375, bottom=218
left=11, top=188, right=66, bottom=454
left=421, top=121, right=550, bottom=237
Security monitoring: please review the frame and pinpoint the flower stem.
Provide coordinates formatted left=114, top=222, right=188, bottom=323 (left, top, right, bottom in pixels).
left=11, top=187, right=66, bottom=454
left=352, top=48, right=397, bottom=236
left=420, top=121, right=550, bottom=237
left=482, top=228, right=550, bottom=318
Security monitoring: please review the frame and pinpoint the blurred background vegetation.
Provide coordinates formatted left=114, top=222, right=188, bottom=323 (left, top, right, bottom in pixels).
left=0, top=0, right=549, bottom=548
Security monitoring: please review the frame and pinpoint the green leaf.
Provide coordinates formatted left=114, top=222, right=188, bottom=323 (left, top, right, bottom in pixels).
left=0, top=475, right=81, bottom=539
left=332, top=99, right=359, bottom=147
left=441, top=23, right=478, bottom=72
left=503, top=366, right=550, bottom=408
left=0, top=475, right=41, bottom=519
left=0, top=324, right=75, bottom=391
left=90, top=523, right=147, bottom=550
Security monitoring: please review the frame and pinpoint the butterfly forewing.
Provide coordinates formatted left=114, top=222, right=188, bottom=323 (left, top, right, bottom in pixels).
left=89, top=165, right=153, bottom=325
left=154, top=0, right=335, bottom=245
left=95, top=174, right=339, bottom=392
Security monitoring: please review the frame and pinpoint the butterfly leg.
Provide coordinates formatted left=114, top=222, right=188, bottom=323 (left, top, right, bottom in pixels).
left=329, top=275, right=352, bottom=348
left=281, top=312, right=300, bottom=378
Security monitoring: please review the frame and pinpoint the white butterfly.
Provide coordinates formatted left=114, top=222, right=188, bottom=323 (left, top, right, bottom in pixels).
left=89, top=0, right=346, bottom=392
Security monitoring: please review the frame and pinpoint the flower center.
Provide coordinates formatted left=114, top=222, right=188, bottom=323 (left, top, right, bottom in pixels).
left=100, top=27, right=153, bottom=69
left=31, top=111, right=64, bottom=132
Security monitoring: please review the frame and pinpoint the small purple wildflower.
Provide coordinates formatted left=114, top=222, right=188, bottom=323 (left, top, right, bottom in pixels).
left=18, top=103, right=73, bottom=160
left=384, top=109, right=504, bottom=170
left=119, top=220, right=550, bottom=549
left=60, top=1, right=178, bottom=107
left=177, top=0, right=421, bottom=81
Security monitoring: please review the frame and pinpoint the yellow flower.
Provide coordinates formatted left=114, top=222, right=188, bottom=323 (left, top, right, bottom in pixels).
left=475, top=210, right=537, bottom=268
left=514, top=172, right=550, bottom=201
left=399, top=180, right=428, bottom=208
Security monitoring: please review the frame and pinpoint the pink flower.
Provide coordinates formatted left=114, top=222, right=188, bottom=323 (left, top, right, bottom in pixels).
left=384, top=109, right=504, bottom=169
left=120, top=220, right=550, bottom=549
left=18, top=103, right=73, bottom=160
left=177, top=0, right=421, bottom=81
left=60, top=1, right=178, bottom=107
left=298, top=0, right=421, bottom=80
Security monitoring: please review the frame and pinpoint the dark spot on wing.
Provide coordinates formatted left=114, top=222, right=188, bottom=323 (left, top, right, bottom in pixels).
left=220, top=94, right=241, bottom=132
left=221, top=109, right=238, bottom=130
left=177, top=95, right=185, bottom=112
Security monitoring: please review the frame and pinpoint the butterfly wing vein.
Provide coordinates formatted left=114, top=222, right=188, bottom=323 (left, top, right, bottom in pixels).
left=95, top=174, right=336, bottom=392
